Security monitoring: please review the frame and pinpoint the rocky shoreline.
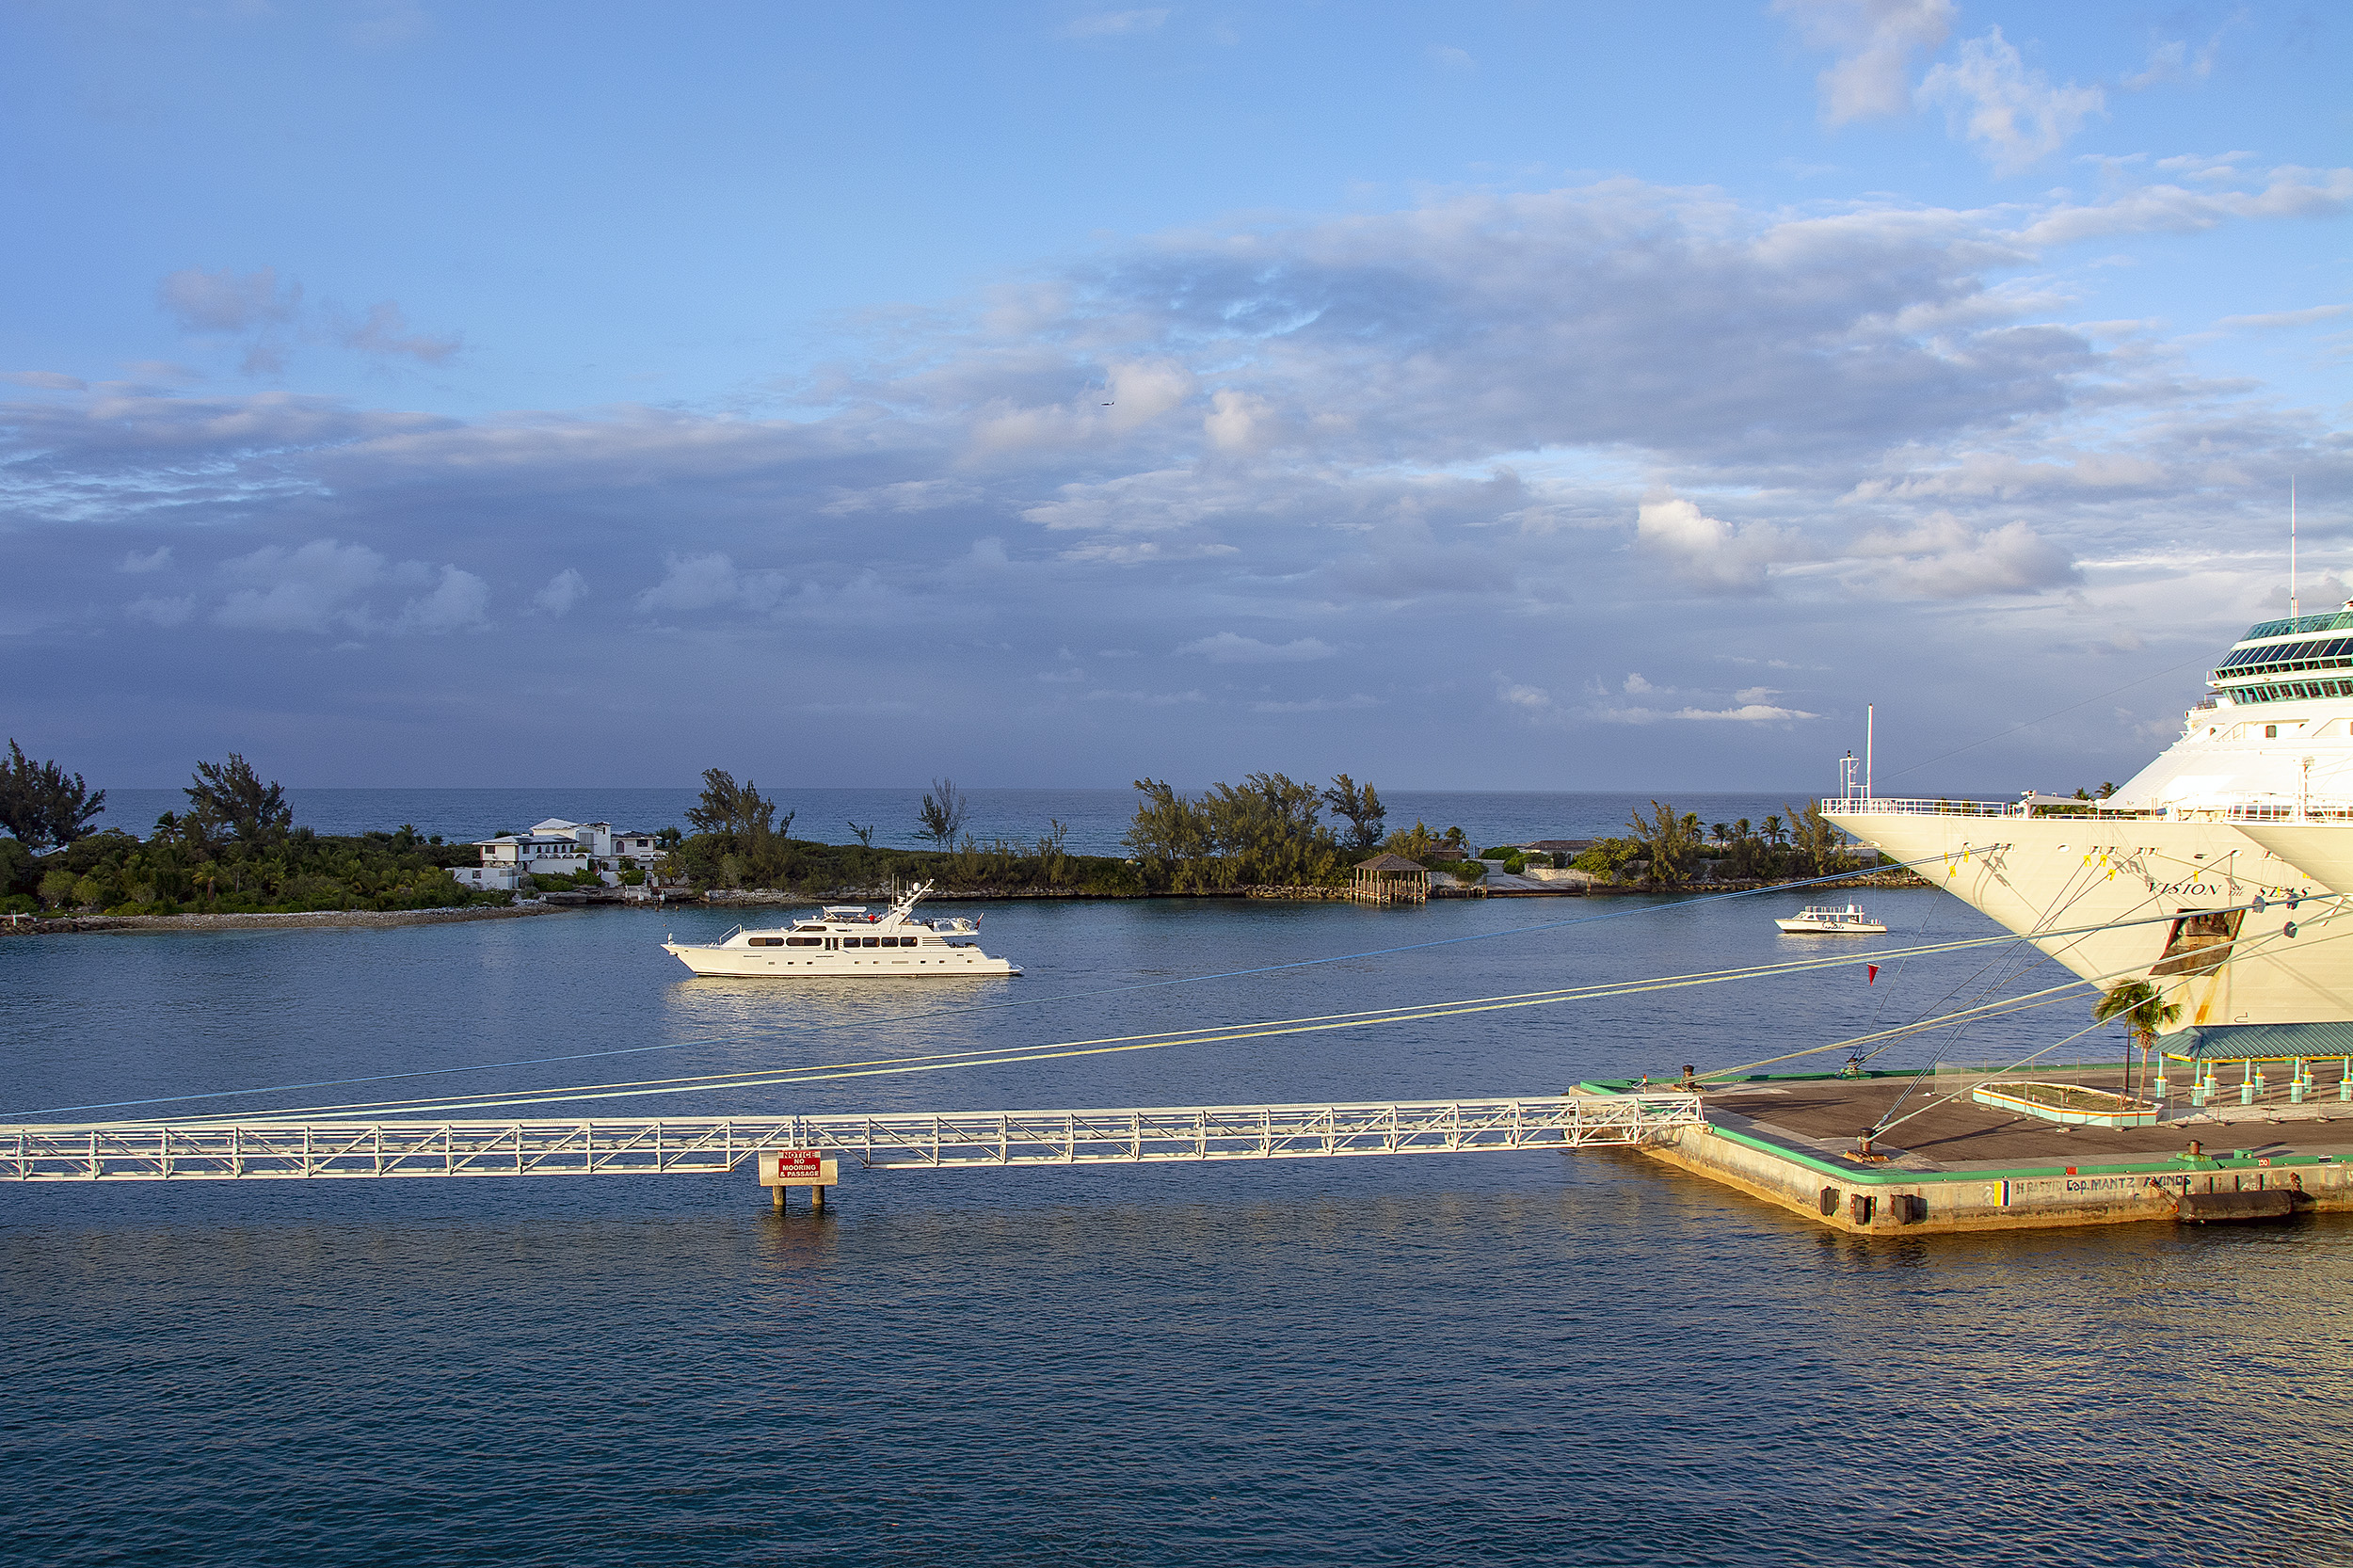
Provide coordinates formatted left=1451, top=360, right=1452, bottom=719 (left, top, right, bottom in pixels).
left=7, top=866, right=1929, bottom=935
left=6, top=903, right=568, bottom=936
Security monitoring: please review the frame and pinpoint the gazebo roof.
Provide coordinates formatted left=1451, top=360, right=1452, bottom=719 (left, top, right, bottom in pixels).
left=1354, top=853, right=1427, bottom=872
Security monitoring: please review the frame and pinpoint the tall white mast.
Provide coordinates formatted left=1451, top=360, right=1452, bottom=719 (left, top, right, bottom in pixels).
left=2291, top=475, right=2299, bottom=622
left=1865, top=703, right=1874, bottom=801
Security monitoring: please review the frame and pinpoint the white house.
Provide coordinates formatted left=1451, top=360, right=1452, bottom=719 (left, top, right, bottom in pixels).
left=450, top=818, right=664, bottom=892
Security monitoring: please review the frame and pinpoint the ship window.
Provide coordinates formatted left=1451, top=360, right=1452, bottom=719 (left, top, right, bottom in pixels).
left=2152, top=909, right=2245, bottom=978
left=862, top=936, right=881, bottom=948
left=787, top=936, right=821, bottom=947
left=749, top=936, right=784, bottom=947
left=2265, top=724, right=2278, bottom=737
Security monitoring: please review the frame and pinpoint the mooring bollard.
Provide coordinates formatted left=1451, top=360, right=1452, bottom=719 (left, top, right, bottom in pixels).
left=2291, top=1059, right=2312, bottom=1104
left=2241, top=1064, right=2259, bottom=1106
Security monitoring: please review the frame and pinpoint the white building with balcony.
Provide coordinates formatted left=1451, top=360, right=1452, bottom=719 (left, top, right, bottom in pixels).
left=451, top=818, right=663, bottom=893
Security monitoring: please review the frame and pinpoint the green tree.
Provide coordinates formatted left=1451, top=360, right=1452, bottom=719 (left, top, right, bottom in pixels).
left=185, top=754, right=290, bottom=843
left=1762, top=814, right=1785, bottom=846
left=1626, top=800, right=1700, bottom=886
left=1, top=740, right=107, bottom=849
left=686, top=769, right=776, bottom=842
left=918, top=776, right=969, bottom=850
left=1321, top=774, right=1387, bottom=852
left=1783, top=801, right=1850, bottom=877
left=2093, top=979, right=2181, bottom=1101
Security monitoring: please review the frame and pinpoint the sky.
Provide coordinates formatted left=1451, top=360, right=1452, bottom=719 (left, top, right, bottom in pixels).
left=2, top=0, right=2347, bottom=797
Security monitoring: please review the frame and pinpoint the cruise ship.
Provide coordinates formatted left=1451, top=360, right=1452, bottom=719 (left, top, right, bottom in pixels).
left=661, top=881, right=1021, bottom=979
left=1826, top=607, right=2353, bottom=1057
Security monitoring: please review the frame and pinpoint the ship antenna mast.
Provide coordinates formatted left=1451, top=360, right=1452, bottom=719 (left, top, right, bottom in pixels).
left=1865, top=703, right=1874, bottom=802
left=2291, top=475, right=2298, bottom=622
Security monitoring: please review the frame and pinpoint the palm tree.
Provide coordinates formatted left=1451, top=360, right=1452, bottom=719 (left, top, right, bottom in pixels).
left=1762, top=814, right=1785, bottom=846
left=2093, top=980, right=2181, bottom=1102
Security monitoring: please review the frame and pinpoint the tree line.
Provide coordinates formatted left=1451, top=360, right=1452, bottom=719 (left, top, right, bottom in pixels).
left=2, top=742, right=490, bottom=917
left=1570, top=800, right=1868, bottom=887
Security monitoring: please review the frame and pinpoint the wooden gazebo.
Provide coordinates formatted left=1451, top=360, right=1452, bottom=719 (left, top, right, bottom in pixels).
left=1352, top=853, right=1428, bottom=905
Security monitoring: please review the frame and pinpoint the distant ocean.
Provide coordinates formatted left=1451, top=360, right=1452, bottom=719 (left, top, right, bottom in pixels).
left=95, top=787, right=1860, bottom=856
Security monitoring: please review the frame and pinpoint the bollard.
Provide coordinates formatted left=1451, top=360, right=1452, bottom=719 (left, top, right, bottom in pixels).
left=2291, top=1058, right=2311, bottom=1104
left=2241, top=1064, right=2257, bottom=1106
left=2342, top=1056, right=2352, bottom=1102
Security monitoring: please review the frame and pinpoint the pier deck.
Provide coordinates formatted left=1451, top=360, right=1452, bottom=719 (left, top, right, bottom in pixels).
left=1640, top=1067, right=2353, bottom=1234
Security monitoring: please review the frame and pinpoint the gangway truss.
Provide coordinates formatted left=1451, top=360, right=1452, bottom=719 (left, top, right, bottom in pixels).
left=0, top=1092, right=1702, bottom=1183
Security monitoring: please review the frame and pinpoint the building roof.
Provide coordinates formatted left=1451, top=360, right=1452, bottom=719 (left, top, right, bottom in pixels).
left=1355, top=853, right=1427, bottom=872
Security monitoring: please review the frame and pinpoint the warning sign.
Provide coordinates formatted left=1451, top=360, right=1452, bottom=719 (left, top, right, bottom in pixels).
left=760, top=1149, right=836, bottom=1186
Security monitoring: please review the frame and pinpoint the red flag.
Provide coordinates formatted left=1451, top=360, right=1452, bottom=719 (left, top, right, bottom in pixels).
left=1866, top=964, right=1880, bottom=985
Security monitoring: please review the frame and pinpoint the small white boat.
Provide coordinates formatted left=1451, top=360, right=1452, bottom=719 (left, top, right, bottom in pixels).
left=1774, top=904, right=1887, bottom=935
left=661, top=881, right=1021, bottom=978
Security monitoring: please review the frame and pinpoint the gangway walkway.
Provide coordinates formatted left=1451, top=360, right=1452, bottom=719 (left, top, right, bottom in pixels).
left=0, top=1092, right=1703, bottom=1182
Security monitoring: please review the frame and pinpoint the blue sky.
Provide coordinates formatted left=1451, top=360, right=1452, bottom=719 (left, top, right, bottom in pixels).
left=3, top=0, right=2347, bottom=795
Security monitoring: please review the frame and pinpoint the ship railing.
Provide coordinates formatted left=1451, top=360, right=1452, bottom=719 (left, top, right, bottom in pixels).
left=2217, top=805, right=2353, bottom=823
left=1818, top=796, right=2024, bottom=818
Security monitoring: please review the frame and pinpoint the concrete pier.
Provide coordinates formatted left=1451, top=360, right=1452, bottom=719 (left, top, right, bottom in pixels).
left=1622, top=1067, right=2353, bottom=1235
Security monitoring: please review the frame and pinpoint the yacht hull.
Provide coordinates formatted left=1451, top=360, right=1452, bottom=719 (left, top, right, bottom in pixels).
left=1824, top=811, right=2353, bottom=1032
left=662, top=943, right=1019, bottom=978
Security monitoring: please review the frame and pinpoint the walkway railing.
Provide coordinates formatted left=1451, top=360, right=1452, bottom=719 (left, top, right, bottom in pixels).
left=0, top=1094, right=1705, bottom=1182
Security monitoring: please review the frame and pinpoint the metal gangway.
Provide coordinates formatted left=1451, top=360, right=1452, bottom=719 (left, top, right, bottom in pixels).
left=0, top=1092, right=1703, bottom=1183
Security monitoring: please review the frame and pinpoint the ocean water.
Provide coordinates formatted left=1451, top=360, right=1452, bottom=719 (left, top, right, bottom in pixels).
left=93, top=787, right=1844, bottom=856
left=3, top=891, right=2347, bottom=1565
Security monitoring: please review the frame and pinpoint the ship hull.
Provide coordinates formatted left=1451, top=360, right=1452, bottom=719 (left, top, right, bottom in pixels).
left=1824, top=810, right=2353, bottom=1032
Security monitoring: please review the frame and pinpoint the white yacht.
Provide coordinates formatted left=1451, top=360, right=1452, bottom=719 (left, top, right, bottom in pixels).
left=1775, top=904, right=1887, bottom=935
left=661, top=881, right=1021, bottom=979
left=1825, top=606, right=2353, bottom=1057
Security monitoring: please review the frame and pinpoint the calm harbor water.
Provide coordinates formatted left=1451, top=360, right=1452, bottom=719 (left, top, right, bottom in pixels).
left=4, top=890, right=2348, bottom=1565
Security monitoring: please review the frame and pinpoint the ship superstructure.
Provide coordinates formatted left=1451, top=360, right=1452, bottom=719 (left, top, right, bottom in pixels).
left=1826, top=609, right=2353, bottom=1056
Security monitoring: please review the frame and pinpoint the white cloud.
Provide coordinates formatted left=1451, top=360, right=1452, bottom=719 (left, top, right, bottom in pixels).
left=5, top=371, right=86, bottom=391
left=1085, top=687, right=1207, bottom=705
left=120, top=546, right=173, bottom=573
left=215, top=539, right=388, bottom=633
left=634, top=552, right=787, bottom=616
left=1918, top=27, right=2105, bottom=175
left=158, top=265, right=302, bottom=332
left=2017, top=164, right=2353, bottom=247
left=1204, top=389, right=1271, bottom=452
left=337, top=300, right=461, bottom=365
left=1247, top=694, right=1377, bottom=712
left=970, top=358, right=1195, bottom=454
left=1063, top=8, right=1167, bottom=39
left=533, top=568, right=588, bottom=616
left=2122, top=27, right=2226, bottom=91
left=1635, top=496, right=1809, bottom=595
left=1775, top=0, right=1953, bottom=124
left=1623, top=673, right=1657, bottom=695
left=1849, top=514, right=2078, bottom=598
left=209, top=538, right=489, bottom=634
left=396, top=565, right=492, bottom=633
left=124, top=594, right=194, bottom=628
left=1179, top=632, right=1336, bottom=663
left=1672, top=702, right=1821, bottom=722
left=2217, top=304, right=2351, bottom=332
left=1428, top=44, right=1475, bottom=73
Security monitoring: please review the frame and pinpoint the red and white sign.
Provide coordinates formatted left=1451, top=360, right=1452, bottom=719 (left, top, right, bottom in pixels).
left=760, top=1149, right=834, bottom=1185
